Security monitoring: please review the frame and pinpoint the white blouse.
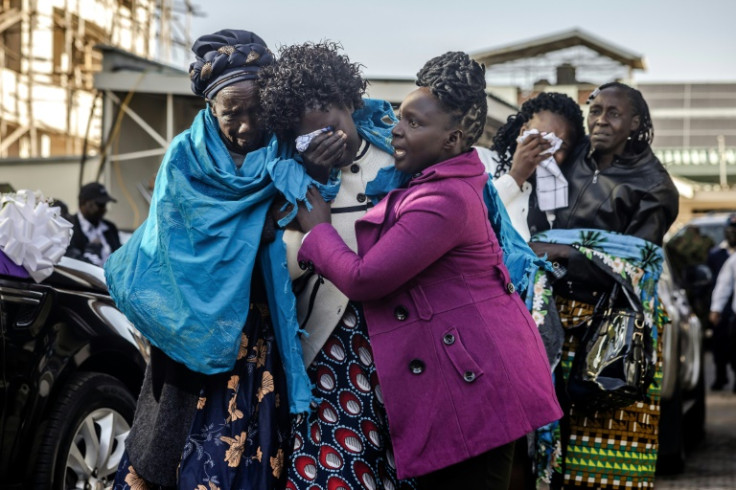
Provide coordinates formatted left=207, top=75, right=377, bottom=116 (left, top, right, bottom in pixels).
left=474, top=147, right=533, bottom=241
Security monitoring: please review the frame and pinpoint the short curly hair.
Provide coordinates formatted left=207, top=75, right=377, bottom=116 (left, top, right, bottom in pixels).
left=257, top=41, right=367, bottom=142
left=415, top=51, right=487, bottom=151
left=490, top=92, right=585, bottom=178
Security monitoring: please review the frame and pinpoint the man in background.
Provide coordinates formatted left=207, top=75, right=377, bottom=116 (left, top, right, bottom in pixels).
left=707, top=214, right=736, bottom=391
left=66, top=182, right=121, bottom=266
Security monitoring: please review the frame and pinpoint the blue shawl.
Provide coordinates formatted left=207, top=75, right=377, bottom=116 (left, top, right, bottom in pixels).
left=483, top=177, right=547, bottom=294
left=104, top=100, right=396, bottom=415
left=104, top=107, right=314, bottom=411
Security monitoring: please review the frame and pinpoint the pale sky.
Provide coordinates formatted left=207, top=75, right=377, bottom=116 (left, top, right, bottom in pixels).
left=186, top=0, right=736, bottom=84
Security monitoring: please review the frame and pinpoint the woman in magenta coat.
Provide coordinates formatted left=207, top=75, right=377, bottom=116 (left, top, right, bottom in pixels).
left=296, top=51, right=561, bottom=489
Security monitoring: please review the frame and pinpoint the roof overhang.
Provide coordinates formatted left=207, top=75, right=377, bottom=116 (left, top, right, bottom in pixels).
left=93, top=44, right=192, bottom=95
left=472, top=28, right=646, bottom=71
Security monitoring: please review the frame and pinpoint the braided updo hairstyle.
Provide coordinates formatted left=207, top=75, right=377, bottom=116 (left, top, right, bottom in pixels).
left=490, top=92, right=585, bottom=178
left=257, top=41, right=367, bottom=142
left=587, top=81, right=654, bottom=155
left=415, top=51, right=488, bottom=151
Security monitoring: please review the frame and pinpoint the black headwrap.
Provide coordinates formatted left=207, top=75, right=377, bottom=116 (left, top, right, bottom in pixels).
left=189, top=29, right=274, bottom=99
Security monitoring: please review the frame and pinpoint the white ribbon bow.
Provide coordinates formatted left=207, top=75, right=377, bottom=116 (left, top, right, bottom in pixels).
left=0, top=190, right=73, bottom=282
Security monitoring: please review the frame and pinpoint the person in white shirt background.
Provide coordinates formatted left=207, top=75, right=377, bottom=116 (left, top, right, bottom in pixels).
left=475, top=92, right=585, bottom=241
left=66, top=182, right=121, bottom=266
left=708, top=214, right=736, bottom=391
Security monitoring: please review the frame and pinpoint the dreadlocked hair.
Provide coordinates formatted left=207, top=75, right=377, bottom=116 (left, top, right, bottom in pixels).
left=587, top=81, right=654, bottom=154
left=490, top=92, right=585, bottom=178
left=415, top=51, right=487, bottom=151
left=257, top=41, right=367, bottom=142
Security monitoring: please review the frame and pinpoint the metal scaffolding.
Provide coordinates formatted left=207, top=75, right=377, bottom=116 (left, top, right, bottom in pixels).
left=0, top=0, right=198, bottom=159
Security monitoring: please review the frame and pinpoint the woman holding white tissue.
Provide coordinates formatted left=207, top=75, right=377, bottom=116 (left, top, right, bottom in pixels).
left=257, top=41, right=418, bottom=490
left=475, top=92, right=585, bottom=240
left=475, top=92, right=585, bottom=489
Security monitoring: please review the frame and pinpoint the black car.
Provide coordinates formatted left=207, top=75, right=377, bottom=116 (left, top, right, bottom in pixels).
left=657, top=254, right=707, bottom=473
left=0, top=257, right=148, bottom=489
left=656, top=213, right=734, bottom=472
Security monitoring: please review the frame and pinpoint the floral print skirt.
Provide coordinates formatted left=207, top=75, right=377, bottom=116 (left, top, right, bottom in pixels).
left=114, top=302, right=291, bottom=490
left=286, top=302, right=416, bottom=490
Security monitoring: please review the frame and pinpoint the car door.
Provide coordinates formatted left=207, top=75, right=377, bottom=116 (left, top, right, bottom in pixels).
left=0, top=275, right=52, bottom=479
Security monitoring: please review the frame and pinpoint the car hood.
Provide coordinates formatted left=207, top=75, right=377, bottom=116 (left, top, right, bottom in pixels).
left=46, top=256, right=109, bottom=293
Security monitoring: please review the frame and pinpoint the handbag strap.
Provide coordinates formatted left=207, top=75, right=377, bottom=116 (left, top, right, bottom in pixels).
left=594, top=282, right=642, bottom=318
left=617, top=281, right=642, bottom=313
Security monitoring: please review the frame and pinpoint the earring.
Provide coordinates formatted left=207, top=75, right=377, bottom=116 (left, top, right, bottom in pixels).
left=627, top=135, right=632, bottom=141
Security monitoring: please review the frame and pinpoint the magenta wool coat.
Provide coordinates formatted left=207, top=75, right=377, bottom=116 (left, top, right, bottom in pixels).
left=298, top=151, right=562, bottom=479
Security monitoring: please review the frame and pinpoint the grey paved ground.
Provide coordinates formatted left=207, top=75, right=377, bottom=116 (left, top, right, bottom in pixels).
left=656, top=354, right=736, bottom=489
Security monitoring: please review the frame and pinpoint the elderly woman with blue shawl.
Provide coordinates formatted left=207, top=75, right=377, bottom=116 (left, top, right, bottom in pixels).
left=525, top=82, right=679, bottom=489
left=108, top=29, right=312, bottom=489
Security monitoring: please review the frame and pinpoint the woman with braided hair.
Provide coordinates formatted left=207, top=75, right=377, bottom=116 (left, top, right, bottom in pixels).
left=294, top=50, right=561, bottom=489
left=524, top=82, right=679, bottom=488
left=476, top=92, right=585, bottom=240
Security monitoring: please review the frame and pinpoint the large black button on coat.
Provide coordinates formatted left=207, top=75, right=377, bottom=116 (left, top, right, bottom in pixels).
left=409, top=359, right=425, bottom=375
left=394, top=306, right=409, bottom=321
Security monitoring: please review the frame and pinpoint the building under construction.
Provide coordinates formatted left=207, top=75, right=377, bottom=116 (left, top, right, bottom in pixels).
left=0, top=0, right=197, bottom=222
left=0, top=0, right=196, bottom=205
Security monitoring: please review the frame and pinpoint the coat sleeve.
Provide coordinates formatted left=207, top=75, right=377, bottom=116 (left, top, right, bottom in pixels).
left=492, top=174, right=532, bottom=241
left=711, top=255, right=736, bottom=313
left=624, top=179, right=679, bottom=246
left=493, top=174, right=524, bottom=205
left=298, top=184, right=471, bottom=301
left=105, top=219, right=122, bottom=251
left=475, top=147, right=531, bottom=215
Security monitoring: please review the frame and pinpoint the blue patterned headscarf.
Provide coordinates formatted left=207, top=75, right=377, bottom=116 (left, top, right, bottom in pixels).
left=189, top=29, right=274, bottom=99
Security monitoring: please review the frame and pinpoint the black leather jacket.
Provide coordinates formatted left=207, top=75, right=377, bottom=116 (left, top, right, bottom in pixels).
left=529, top=138, right=679, bottom=299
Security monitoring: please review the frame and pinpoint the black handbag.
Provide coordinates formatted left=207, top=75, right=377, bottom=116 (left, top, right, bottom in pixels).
left=567, top=281, right=655, bottom=411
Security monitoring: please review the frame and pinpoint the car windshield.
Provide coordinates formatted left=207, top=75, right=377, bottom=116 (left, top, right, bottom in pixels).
left=696, top=223, right=725, bottom=245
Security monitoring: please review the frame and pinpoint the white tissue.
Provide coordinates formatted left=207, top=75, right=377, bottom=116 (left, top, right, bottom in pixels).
left=295, top=126, right=331, bottom=152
